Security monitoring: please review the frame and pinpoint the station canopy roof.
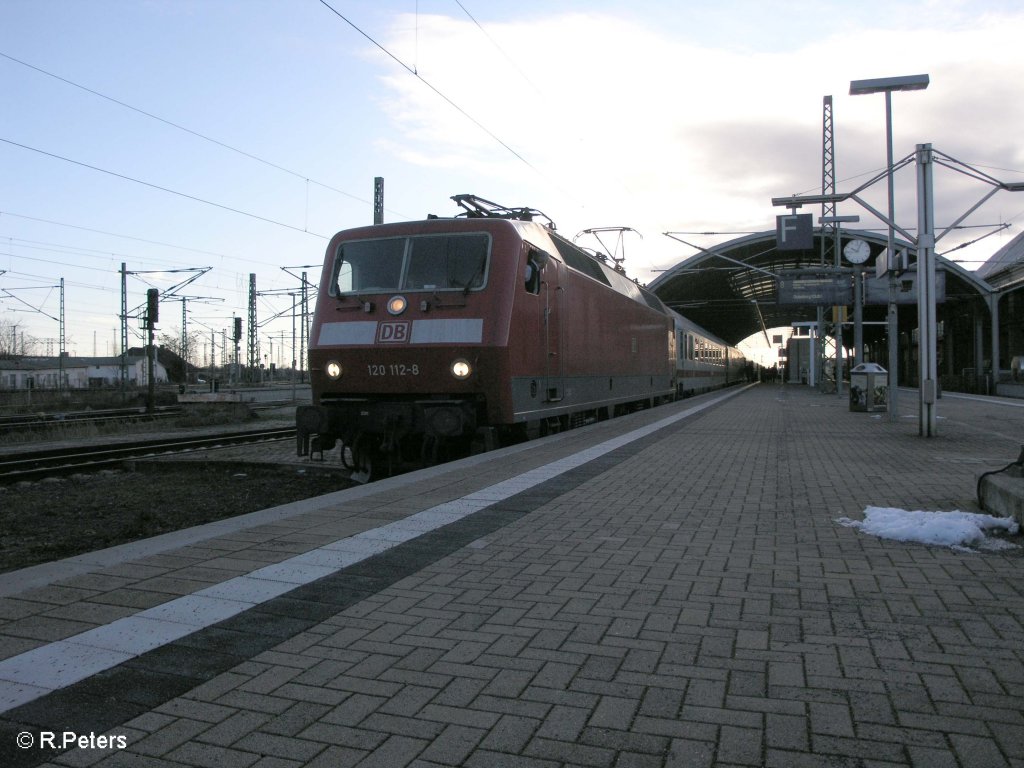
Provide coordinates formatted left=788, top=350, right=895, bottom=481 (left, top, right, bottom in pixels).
left=976, top=229, right=1024, bottom=291
left=646, top=229, right=993, bottom=348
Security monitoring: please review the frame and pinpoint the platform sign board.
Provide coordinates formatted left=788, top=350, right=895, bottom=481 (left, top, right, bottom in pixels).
left=863, top=267, right=945, bottom=305
left=776, top=214, right=814, bottom=251
left=875, top=247, right=909, bottom=278
left=777, top=271, right=852, bottom=306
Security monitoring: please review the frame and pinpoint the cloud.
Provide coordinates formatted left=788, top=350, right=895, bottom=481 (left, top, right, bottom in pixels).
left=369, top=6, right=1024, bottom=276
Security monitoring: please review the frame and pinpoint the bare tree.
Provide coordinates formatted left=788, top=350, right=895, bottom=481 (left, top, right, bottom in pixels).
left=157, top=327, right=203, bottom=366
left=0, top=317, right=40, bottom=356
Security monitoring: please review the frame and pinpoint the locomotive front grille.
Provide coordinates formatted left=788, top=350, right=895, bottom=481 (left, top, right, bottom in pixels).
left=313, top=396, right=477, bottom=440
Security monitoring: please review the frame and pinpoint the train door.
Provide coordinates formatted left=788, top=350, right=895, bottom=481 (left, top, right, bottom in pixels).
left=541, top=252, right=564, bottom=402
left=668, top=327, right=678, bottom=395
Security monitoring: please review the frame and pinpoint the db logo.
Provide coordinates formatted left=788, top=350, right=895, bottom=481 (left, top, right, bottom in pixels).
left=376, top=322, right=410, bottom=343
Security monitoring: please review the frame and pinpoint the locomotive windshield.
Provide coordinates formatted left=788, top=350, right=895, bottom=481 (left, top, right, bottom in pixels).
left=333, top=233, right=490, bottom=295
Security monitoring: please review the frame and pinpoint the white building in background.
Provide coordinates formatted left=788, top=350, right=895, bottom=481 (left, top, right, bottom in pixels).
left=0, top=355, right=167, bottom=390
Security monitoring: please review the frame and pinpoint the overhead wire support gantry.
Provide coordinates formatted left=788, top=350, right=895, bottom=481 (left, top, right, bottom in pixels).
left=0, top=279, right=65, bottom=390
left=118, top=264, right=212, bottom=394
left=249, top=267, right=320, bottom=383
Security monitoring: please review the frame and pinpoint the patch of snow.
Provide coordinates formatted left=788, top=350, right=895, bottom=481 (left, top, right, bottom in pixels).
left=837, top=506, right=1019, bottom=551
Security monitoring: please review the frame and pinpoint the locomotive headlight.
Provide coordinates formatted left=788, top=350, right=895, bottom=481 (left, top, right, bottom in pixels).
left=450, top=359, right=472, bottom=379
left=387, top=295, right=407, bottom=315
left=325, top=360, right=343, bottom=379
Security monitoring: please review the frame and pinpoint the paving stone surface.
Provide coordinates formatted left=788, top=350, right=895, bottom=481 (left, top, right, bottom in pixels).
left=1, top=384, right=1023, bottom=767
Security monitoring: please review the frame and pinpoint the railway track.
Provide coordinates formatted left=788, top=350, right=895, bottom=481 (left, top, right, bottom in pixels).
left=0, top=401, right=296, bottom=433
left=0, top=406, right=183, bottom=433
left=0, top=428, right=297, bottom=484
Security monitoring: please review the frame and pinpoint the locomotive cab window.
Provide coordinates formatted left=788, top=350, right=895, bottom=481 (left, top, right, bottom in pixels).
left=334, top=238, right=405, bottom=294
left=332, top=234, right=490, bottom=295
left=406, top=234, right=489, bottom=291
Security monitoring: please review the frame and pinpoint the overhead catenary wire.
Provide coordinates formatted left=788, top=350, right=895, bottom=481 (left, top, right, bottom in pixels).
left=452, top=0, right=546, bottom=98
left=2, top=6, right=577, bottom=279
left=0, top=249, right=125, bottom=279
left=0, top=264, right=106, bottom=293
left=0, top=228, right=304, bottom=310
left=1, top=211, right=235, bottom=260
left=0, top=221, right=310, bottom=276
left=0, top=212, right=317, bottom=299
left=4, top=13, right=556, bottom=345
left=0, top=50, right=383, bottom=211
left=0, top=137, right=332, bottom=239
left=318, top=0, right=540, bottom=176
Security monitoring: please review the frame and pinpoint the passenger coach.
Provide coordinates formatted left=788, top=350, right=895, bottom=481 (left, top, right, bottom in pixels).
left=673, top=311, right=748, bottom=397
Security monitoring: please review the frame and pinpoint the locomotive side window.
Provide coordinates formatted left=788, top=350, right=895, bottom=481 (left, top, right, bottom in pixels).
left=405, top=234, right=489, bottom=291
left=333, top=238, right=405, bottom=294
left=524, top=248, right=542, bottom=294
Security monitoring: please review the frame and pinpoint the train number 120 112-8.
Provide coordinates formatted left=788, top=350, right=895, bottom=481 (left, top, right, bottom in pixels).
left=367, top=364, right=420, bottom=376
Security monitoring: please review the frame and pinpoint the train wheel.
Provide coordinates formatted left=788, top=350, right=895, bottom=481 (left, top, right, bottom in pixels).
left=421, top=435, right=441, bottom=465
left=351, top=454, right=374, bottom=484
left=340, top=442, right=356, bottom=471
left=350, top=434, right=375, bottom=483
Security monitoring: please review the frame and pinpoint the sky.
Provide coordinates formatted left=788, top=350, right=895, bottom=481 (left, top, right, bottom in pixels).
left=2, top=0, right=1024, bottom=367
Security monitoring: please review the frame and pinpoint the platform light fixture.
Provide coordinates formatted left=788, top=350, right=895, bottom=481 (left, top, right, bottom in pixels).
left=771, top=193, right=849, bottom=208
left=849, top=74, right=929, bottom=95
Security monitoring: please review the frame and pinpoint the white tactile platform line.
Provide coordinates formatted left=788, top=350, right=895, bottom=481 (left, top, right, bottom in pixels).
left=0, top=389, right=742, bottom=714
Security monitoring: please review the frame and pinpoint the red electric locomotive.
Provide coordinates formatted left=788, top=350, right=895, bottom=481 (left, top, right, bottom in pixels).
left=296, top=195, right=677, bottom=479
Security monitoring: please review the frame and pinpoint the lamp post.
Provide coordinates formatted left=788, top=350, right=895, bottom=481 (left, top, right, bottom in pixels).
left=916, top=143, right=938, bottom=435
left=849, top=74, right=929, bottom=423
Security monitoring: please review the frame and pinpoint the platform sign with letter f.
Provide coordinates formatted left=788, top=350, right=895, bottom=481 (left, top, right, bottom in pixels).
left=776, top=213, right=813, bottom=251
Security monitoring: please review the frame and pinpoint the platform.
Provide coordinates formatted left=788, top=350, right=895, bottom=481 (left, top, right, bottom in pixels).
left=1, top=383, right=1023, bottom=768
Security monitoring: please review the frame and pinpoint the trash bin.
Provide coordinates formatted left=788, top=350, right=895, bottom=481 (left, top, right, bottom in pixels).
left=849, top=363, right=887, bottom=412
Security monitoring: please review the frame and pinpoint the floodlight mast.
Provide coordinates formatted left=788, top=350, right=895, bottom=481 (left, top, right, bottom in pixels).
left=849, top=73, right=929, bottom=423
